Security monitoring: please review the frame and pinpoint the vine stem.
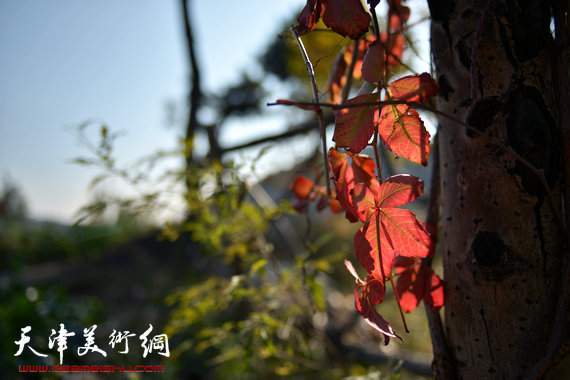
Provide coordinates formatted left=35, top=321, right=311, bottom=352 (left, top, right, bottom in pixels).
left=389, top=275, right=409, bottom=333
left=290, top=26, right=331, bottom=196
left=370, top=2, right=409, bottom=331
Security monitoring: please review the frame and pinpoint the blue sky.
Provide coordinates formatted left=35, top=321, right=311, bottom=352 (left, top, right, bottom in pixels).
left=0, top=0, right=306, bottom=222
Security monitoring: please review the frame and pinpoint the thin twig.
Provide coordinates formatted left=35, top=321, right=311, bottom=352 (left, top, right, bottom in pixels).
left=181, top=0, right=202, bottom=169
left=221, top=113, right=335, bottom=154
left=290, top=26, right=331, bottom=196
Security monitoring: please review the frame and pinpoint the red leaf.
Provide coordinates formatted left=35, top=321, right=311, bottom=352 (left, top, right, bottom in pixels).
left=326, top=52, right=348, bottom=103
left=346, top=36, right=376, bottom=80
left=395, top=263, right=424, bottom=312
left=361, top=41, right=385, bottom=83
left=294, top=0, right=323, bottom=36
left=388, top=73, right=439, bottom=103
left=354, top=276, right=401, bottom=343
left=333, top=93, right=378, bottom=153
left=351, top=175, right=424, bottom=222
left=354, top=212, right=396, bottom=280
left=291, top=175, right=314, bottom=200
left=344, top=259, right=364, bottom=284
left=329, top=148, right=379, bottom=222
left=424, top=267, right=445, bottom=309
left=354, top=207, right=431, bottom=282
left=388, top=3, right=410, bottom=32
left=321, top=0, right=371, bottom=39
left=393, top=256, right=417, bottom=274
left=381, top=32, right=404, bottom=70
left=376, top=174, right=424, bottom=208
left=379, top=208, right=432, bottom=258
left=396, top=262, right=445, bottom=313
left=378, top=105, right=431, bottom=166
left=351, top=183, right=377, bottom=222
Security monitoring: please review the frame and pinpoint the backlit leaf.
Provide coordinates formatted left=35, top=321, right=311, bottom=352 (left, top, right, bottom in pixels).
left=322, top=0, right=371, bottom=39
left=326, top=52, right=348, bottom=103
left=291, top=175, right=314, bottom=200
left=396, top=261, right=445, bottom=313
left=378, top=105, right=431, bottom=166
left=354, top=276, right=401, bottom=343
left=376, top=174, right=424, bottom=208
left=388, top=73, right=439, bottom=103
left=294, top=0, right=323, bottom=36
left=388, top=2, right=410, bottom=32
left=351, top=175, right=424, bottom=221
left=329, top=148, right=379, bottom=222
left=380, top=208, right=431, bottom=258
left=354, top=207, right=431, bottom=282
left=361, top=41, right=385, bottom=83
left=354, top=212, right=396, bottom=280
left=380, top=32, right=404, bottom=70
left=333, top=93, right=378, bottom=153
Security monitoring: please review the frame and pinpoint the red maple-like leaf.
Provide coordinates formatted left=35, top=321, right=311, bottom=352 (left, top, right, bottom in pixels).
left=378, top=104, right=431, bottom=166
left=294, top=0, right=323, bottom=36
left=388, top=2, right=410, bottom=32
left=388, top=73, right=439, bottom=103
left=361, top=41, right=385, bottom=83
left=333, top=93, right=378, bottom=153
left=295, top=0, right=371, bottom=39
left=290, top=174, right=342, bottom=214
left=291, top=175, right=314, bottom=200
left=344, top=260, right=401, bottom=343
left=380, top=32, right=405, bottom=70
left=321, top=0, right=372, bottom=39
left=395, top=258, right=445, bottom=313
left=326, top=52, right=348, bottom=103
left=352, top=176, right=431, bottom=280
left=329, top=148, right=379, bottom=222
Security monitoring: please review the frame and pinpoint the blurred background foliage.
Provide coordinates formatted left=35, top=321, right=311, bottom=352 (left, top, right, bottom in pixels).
left=0, top=3, right=437, bottom=379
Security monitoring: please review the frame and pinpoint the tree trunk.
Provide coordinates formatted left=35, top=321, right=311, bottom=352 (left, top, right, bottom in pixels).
left=427, top=0, right=568, bottom=378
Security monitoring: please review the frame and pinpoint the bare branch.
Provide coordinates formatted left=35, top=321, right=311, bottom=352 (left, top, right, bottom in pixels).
left=181, top=0, right=202, bottom=168
left=290, top=26, right=331, bottom=196
left=220, top=113, right=335, bottom=154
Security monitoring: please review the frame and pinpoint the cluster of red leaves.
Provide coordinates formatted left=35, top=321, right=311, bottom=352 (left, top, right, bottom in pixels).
left=290, top=174, right=342, bottom=214
left=332, top=73, right=438, bottom=166
left=394, top=256, right=444, bottom=313
left=295, top=0, right=371, bottom=39
left=287, top=0, right=444, bottom=342
left=326, top=33, right=404, bottom=103
left=328, top=147, right=440, bottom=341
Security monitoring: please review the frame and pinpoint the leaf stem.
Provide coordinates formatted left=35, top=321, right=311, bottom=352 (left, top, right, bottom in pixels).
left=369, top=4, right=381, bottom=41
left=290, top=26, right=331, bottom=196
left=389, top=275, right=409, bottom=333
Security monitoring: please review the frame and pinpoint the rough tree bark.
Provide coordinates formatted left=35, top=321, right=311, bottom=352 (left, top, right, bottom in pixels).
left=427, top=0, right=569, bottom=378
